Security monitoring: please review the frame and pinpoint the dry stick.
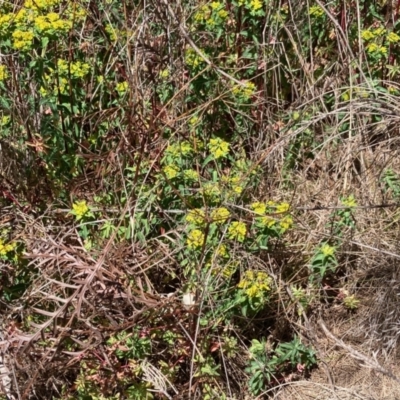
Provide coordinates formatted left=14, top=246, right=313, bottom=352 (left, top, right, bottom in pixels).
left=159, top=0, right=249, bottom=88
left=319, top=319, right=400, bottom=385
left=12, top=199, right=136, bottom=400
left=314, top=0, right=372, bottom=90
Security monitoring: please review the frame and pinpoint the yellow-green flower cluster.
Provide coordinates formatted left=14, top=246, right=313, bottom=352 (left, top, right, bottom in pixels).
left=264, top=200, right=290, bottom=213
left=0, top=14, right=12, bottom=31
left=361, top=30, right=375, bottom=41
left=24, top=0, right=61, bottom=10
left=353, top=87, right=369, bottom=99
left=251, top=202, right=267, bottom=215
left=373, top=27, right=386, bottom=36
left=3, top=0, right=81, bottom=50
left=343, top=294, right=360, bottom=309
left=25, top=2, right=51, bottom=23
left=189, top=115, right=199, bottom=127
left=276, top=202, right=290, bottom=213
left=165, top=142, right=193, bottom=158
left=222, top=175, right=244, bottom=196
left=194, top=4, right=211, bottom=24
left=252, top=201, right=293, bottom=231
left=15, top=9, right=33, bottom=25
left=105, top=24, right=118, bottom=41
left=185, top=48, right=205, bottom=68
left=12, top=30, right=34, bottom=50
left=366, top=42, right=387, bottom=55
left=159, top=68, right=169, bottom=79
left=238, top=270, right=272, bottom=298
left=361, top=27, right=398, bottom=44
left=179, top=142, right=193, bottom=156
left=221, top=260, right=238, bottom=278
left=232, top=81, right=256, bottom=101
left=57, top=59, right=90, bottom=78
left=163, top=165, right=179, bottom=179
left=186, top=208, right=206, bottom=226
left=279, top=215, right=293, bottom=231
left=66, top=5, right=87, bottom=22
left=211, top=207, right=230, bottom=224
left=216, top=243, right=228, bottom=258
left=210, top=2, right=222, bottom=10
left=259, top=215, right=276, bottom=228
left=309, top=5, right=324, bottom=17
left=341, top=195, right=357, bottom=208
left=187, top=229, right=205, bottom=249
left=228, top=221, right=247, bottom=242
left=0, top=65, right=8, bottom=81
left=210, top=1, right=228, bottom=19
left=34, top=12, right=71, bottom=33
left=239, top=0, right=264, bottom=14
left=208, top=137, right=230, bottom=159
left=72, top=200, right=89, bottom=220
left=0, top=239, right=16, bottom=257
left=248, top=0, right=263, bottom=12
left=320, top=243, right=335, bottom=257
left=39, top=60, right=90, bottom=96
left=203, top=182, right=221, bottom=201
left=388, top=32, right=400, bottom=43
left=193, top=2, right=228, bottom=26
left=116, top=81, right=128, bottom=93
left=233, top=157, right=244, bottom=169
left=183, top=169, right=199, bottom=181
left=57, top=77, right=68, bottom=94
left=1, top=116, right=10, bottom=125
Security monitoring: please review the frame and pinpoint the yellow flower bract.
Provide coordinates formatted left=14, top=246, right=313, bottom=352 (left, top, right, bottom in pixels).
left=185, top=48, right=205, bottom=68
left=251, top=202, right=266, bottom=215
left=165, top=142, right=193, bottom=158
left=203, top=182, right=221, bottom=201
left=116, top=81, right=128, bottom=93
left=232, top=81, right=256, bottom=100
left=187, top=229, right=205, bottom=249
left=259, top=216, right=276, bottom=228
left=276, top=202, right=290, bottom=213
left=238, top=271, right=272, bottom=298
left=279, top=215, right=293, bottom=231
left=0, top=239, right=16, bottom=256
left=228, top=221, right=247, bottom=242
left=183, top=169, right=198, bottom=181
left=211, top=207, right=230, bottom=224
left=309, top=5, right=324, bottom=17
left=72, top=200, right=89, bottom=219
left=163, top=165, right=179, bottom=179
left=0, top=65, right=8, bottom=81
left=320, top=243, right=335, bottom=257
left=341, top=195, right=357, bottom=208
left=388, top=32, right=400, bottom=43
left=12, top=30, right=34, bottom=50
left=249, top=0, right=263, bottom=11
left=186, top=209, right=206, bottom=226
left=361, top=30, right=374, bottom=41
left=208, top=137, right=230, bottom=159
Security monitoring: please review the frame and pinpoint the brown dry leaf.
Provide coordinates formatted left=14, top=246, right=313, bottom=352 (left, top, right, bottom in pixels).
left=26, top=135, right=49, bottom=154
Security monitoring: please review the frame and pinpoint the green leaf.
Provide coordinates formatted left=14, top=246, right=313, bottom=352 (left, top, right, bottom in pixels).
left=202, top=154, right=214, bottom=167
